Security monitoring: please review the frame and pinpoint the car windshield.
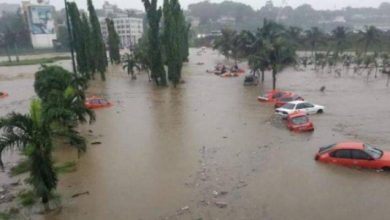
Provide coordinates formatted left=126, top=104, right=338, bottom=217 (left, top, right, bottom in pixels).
left=282, top=103, right=295, bottom=109
left=364, top=144, right=383, bottom=159
left=291, top=116, right=308, bottom=125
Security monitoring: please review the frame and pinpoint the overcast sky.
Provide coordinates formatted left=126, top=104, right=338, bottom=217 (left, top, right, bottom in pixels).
left=0, top=0, right=386, bottom=11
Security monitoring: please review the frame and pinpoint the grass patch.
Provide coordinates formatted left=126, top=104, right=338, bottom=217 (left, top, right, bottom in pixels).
left=10, top=160, right=30, bottom=177
left=55, top=161, right=77, bottom=174
left=18, top=190, right=36, bottom=207
left=0, top=56, right=70, bottom=67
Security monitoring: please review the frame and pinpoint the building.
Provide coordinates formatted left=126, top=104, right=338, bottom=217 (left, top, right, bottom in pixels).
left=22, top=0, right=57, bottom=49
left=99, top=16, right=143, bottom=49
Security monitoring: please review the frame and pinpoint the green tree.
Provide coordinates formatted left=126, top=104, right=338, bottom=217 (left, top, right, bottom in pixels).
left=163, top=0, right=189, bottom=86
left=305, top=27, right=324, bottom=57
left=0, top=100, right=57, bottom=206
left=123, top=53, right=140, bottom=80
left=106, top=18, right=121, bottom=64
left=332, top=26, right=348, bottom=55
left=142, top=0, right=167, bottom=86
left=88, top=0, right=108, bottom=81
left=67, top=3, right=88, bottom=76
left=360, top=25, right=381, bottom=54
left=34, top=65, right=94, bottom=128
left=213, top=28, right=236, bottom=61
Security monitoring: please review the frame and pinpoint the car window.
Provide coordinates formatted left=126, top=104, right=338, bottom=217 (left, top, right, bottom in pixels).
left=331, top=149, right=352, bottom=159
left=282, top=103, right=295, bottom=109
left=291, top=116, right=308, bottom=125
left=305, top=103, right=314, bottom=108
left=296, top=103, right=306, bottom=109
left=351, top=150, right=372, bottom=160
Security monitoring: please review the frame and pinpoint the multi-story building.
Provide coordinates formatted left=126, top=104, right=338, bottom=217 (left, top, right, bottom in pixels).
left=22, top=0, right=57, bottom=49
left=99, top=16, right=143, bottom=49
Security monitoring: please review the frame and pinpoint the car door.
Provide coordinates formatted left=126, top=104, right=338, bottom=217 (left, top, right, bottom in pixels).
left=350, top=150, right=379, bottom=169
left=304, top=103, right=317, bottom=114
left=295, top=103, right=307, bottom=114
left=329, top=149, right=353, bottom=167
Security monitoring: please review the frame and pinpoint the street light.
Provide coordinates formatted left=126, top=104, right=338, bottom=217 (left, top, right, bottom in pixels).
left=64, top=0, right=77, bottom=73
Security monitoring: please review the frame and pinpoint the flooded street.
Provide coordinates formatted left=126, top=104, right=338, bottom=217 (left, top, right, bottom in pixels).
left=1, top=49, right=390, bottom=220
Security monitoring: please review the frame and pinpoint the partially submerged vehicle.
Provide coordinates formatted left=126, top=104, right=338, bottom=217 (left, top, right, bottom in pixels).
left=0, top=91, right=8, bottom=99
left=275, top=101, right=325, bottom=118
left=315, top=142, right=390, bottom=171
left=85, top=96, right=112, bottom=109
left=243, top=75, right=259, bottom=86
left=286, top=112, right=314, bottom=132
left=221, top=72, right=240, bottom=77
left=257, top=90, right=293, bottom=102
left=274, top=94, right=304, bottom=108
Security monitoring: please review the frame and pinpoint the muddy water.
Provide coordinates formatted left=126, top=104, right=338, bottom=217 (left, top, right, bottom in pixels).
left=1, top=49, right=390, bottom=220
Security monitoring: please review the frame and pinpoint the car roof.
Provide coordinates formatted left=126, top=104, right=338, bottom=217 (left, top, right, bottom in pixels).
left=333, top=142, right=365, bottom=150
left=287, top=100, right=306, bottom=105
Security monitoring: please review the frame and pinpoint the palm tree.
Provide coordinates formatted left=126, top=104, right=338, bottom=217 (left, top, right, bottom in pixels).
left=213, top=28, right=236, bottom=61
left=332, top=26, right=348, bottom=55
left=305, top=27, right=324, bottom=58
left=123, top=53, right=140, bottom=80
left=261, top=20, right=296, bottom=89
left=287, top=26, right=303, bottom=47
left=133, top=37, right=152, bottom=81
left=360, top=26, right=381, bottom=54
left=0, top=100, right=57, bottom=206
left=34, top=65, right=94, bottom=123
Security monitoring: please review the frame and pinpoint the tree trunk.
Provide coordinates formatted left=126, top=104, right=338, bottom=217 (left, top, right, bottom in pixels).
left=5, top=46, right=12, bottom=63
left=261, top=70, right=265, bottom=82
left=272, top=68, right=277, bottom=90
left=42, top=193, right=50, bottom=211
left=14, top=42, right=19, bottom=63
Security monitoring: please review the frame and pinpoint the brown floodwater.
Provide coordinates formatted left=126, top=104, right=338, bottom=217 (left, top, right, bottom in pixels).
left=1, top=49, right=390, bottom=220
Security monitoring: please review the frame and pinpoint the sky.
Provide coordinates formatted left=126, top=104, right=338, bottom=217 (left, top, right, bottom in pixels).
left=0, top=0, right=386, bottom=11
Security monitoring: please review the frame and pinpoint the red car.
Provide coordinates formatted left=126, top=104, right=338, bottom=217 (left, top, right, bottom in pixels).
left=315, top=142, right=390, bottom=170
left=274, top=94, right=304, bottom=108
left=286, top=112, right=314, bottom=132
left=257, top=90, right=293, bottom=102
left=85, top=96, right=112, bottom=109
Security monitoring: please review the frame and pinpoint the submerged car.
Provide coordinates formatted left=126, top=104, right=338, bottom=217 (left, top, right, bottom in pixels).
left=258, top=90, right=293, bottom=102
left=274, top=94, right=304, bottom=108
left=275, top=101, right=324, bottom=118
left=243, top=75, right=259, bottom=86
left=286, top=112, right=314, bottom=132
left=85, top=96, right=112, bottom=109
left=315, top=142, right=390, bottom=170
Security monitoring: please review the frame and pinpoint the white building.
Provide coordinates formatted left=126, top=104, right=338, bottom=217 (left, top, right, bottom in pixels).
left=99, top=16, right=143, bottom=49
left=22, top=0, right=57, bottom=49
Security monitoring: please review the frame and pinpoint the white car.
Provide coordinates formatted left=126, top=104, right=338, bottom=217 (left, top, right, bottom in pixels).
left=275, top=101, right=325, bottom=118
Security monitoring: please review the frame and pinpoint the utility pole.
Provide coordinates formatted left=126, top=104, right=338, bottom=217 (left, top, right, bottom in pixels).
left=64, top=0, right=77, bottom=73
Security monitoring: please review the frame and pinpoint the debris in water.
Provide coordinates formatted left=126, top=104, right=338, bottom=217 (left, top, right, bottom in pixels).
left=222, top=136, right=228, bottom=139
left=91, top=141, right=102, bottom=145
left=214, top=201, right=228, bottom=208
left=88, top=130, right=93, bottom=133
left=71, top=191, right=90, bottom=198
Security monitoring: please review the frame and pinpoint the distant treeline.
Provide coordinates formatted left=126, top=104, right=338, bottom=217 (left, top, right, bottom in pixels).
left=188, top=1, right=390, bottom=32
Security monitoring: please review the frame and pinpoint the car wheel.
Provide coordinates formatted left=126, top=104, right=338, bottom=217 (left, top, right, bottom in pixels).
left=317, top=109, right=324, bottom=114
left=382, top=167, right=390, bottom=171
